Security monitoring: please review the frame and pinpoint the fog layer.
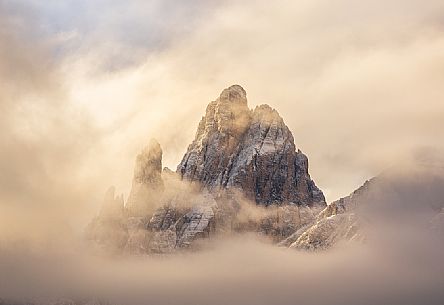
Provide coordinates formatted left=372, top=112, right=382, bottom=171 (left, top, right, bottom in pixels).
left=1, top=2, right=444, bottom=304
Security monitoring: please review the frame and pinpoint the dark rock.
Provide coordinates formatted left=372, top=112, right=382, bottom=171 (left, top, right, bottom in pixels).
left=177, top=85, right=325, bottom=207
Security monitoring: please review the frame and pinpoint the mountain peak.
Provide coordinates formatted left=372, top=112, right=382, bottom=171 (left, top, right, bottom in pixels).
left=198, top=85, right=251, bottom=140
left=253, top=104, right=283, bottom=124
left=219, top=84, right=247, bottom=104
left=177, top=86, right=325, bottom=206
left=87, top=85, right=327, bottom=255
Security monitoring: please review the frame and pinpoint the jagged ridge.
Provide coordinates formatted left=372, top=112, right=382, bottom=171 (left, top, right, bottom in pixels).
left=86, top=85, right=327, bottom=254
left=177, top=85, right=325, bottom=206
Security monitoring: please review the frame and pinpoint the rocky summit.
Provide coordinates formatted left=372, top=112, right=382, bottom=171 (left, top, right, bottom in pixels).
left=177, top=85, right=325, bottom=206
left=86, top=85, right=327, bottom=254
left=85, top=86, right=444, bottom=254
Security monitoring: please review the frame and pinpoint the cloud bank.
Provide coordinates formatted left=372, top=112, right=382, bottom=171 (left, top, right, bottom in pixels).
left=0, top=0, right=444, bottom=237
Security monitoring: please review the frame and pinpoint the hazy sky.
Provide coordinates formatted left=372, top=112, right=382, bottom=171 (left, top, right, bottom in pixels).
left=1, top=0, right=444, bottom=227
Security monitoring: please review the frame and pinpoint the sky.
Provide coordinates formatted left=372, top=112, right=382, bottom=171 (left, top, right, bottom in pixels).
left=1, top=0, right=444, bottom=231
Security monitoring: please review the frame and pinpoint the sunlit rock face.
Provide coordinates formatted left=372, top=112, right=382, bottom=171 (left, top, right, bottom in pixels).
left=177, top=85, right=325, bottom=207
left=131, top=190, right=218, bottom=254
left=289, top=213, right=362, bottom=250
left=126, top=139, right=164, bottom=216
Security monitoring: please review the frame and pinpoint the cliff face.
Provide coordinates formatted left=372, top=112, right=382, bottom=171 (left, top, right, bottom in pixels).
left=177, top=85, right=325, bottom=207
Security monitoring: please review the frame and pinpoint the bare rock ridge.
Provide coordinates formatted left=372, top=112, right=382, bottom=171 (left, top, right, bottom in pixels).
left=87, top=86, right=444, bottom=253
left=86, top=85, right=327, bottom=254
left=177, top=85, right=325, bottom=207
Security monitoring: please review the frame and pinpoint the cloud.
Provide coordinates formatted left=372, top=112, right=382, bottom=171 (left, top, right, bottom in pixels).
left=1, top=0, right=444, bottom=241
left=1, top=234, right=444, bottom=305
left=1, top=2, right=444, bottom=304
left=0, top=3, right=102, bottom=240
left=70, top=0, right=444, bottom=201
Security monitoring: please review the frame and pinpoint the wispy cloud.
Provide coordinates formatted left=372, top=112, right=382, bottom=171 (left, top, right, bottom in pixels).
left=0, top=0, right=443, bottom=234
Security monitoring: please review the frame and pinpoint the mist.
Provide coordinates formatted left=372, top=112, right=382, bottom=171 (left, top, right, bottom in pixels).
left=1, top=159, right=444, bottom=305
left=1, top=1, right=444, bottom=304
left=2, top=0, right=444, bottom=207
left=1, top=231, right=444, bottom=305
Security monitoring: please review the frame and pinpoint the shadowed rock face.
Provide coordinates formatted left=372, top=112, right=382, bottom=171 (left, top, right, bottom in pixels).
left=177, top=85, right=325, bottom=207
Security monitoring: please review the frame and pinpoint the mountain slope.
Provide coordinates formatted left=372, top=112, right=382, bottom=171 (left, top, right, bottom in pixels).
left=288, top=161, right=444, bottom=250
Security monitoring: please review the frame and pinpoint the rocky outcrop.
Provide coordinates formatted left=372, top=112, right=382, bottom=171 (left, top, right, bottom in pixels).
left=175, top=204, right=215, bottom=247
left=126, top=139, right=164, bottom=216
left=177, top=85, right=325, bottom=207
left=85, top=86, right=444, bottom=254
left=289, top=213, right=362, bottom=250
left=288, top=162, right=444, bottom=251
left=283, top=177, right=386, bottom=251
left=142, top=191, right=218, bottom=252
left=86, top=85, right=326, bottom=254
